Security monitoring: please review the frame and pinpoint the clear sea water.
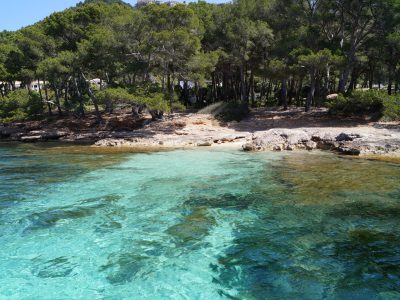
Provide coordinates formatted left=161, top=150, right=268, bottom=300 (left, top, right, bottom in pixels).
left=0, top=143, right=400, bottom=300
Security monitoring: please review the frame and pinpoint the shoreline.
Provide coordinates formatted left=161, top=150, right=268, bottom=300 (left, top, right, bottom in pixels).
left=1, top=109, right=400, bottom=162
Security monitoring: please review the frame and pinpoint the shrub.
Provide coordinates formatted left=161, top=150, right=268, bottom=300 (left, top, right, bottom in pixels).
left=171, top=101, right=186, bottom=112
left=96, top=87, right=175, bottom=117
left=96, top=88, right=134, bottom=112
left=382, top=96, right=400, bottom=121
left=0, top=89, right=44, bottom=122
left=327, top=90, right=384, bottom=115
left=328, top=90, right=400, bottom=121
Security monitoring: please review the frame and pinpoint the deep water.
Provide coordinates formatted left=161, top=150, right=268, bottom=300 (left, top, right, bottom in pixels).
left=0, top=143, right=400, bottom=299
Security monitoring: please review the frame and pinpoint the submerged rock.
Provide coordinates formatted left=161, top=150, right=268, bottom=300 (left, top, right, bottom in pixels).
left=166, top=207, right=216, bottom=247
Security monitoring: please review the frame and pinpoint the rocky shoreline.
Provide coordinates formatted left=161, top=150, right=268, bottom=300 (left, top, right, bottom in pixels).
left=1, top=111, right=400, bottom=159
left=242, top=129, right=400, bottom=156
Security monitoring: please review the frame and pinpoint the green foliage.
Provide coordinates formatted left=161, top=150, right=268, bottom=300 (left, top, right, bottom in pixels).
left=266, top=59, right=289, bottom=79
left=186, top=51, right=219, bottom=86
left=96, top=87, right=134, bottom=110
left=0, top=90, right=44, bottom=122
left=298, top=49, right=343, bottom=73
left=96, top=87, right=171, bottom=113
left=134, top=93, right=170, bottom=113
left=328, top=90, right=383, bottom=115
left=171, top=101, right=186, bottom=112
left=327, top=90, right=400, bottom=119
left=2, top=0, right=400, bottom=119
left=382, top=96, right=400, bottom=121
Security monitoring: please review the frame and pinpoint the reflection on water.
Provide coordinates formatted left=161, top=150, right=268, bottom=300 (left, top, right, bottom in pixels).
left=0, top=144, right=399, bottom=299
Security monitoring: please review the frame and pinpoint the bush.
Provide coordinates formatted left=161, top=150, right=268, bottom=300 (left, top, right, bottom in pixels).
left=97, top=87, right=177, bottom=120
left=328, top=90, right=400, bottom=121
left=171, top=101, right=186, bottom=112
left=96, top=88, right=134, bottom=112
left=0, top=89, right=44, bottom=122
left=383, top=96, right=400, bottom=121
left=327, top=90, right=384, bottom=115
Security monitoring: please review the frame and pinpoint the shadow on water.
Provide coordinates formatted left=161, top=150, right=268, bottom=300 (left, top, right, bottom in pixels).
left=270, top=152, right=400, bottom=205
left=334, top=229, right=400, bottom=294
left=166, top=207, right=216, bottom=249
left=100, top=252, right=151, bottom=285
left=2, top=145, right=400, bottom=298
left=99, top=192, right=262, bottom=286
left=22, top=194, right=121, bottom=234
left=183, top=193, right=263, bottom=210
left=212, top=153, right=400, bottom=299
left=32, top=256, right=78, bottom=279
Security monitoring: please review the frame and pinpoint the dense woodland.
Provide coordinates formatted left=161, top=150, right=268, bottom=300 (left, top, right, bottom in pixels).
left=0, top=0, right=400, bottom=122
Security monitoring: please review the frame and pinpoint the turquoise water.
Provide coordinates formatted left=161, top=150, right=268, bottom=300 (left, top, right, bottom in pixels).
left=0, top=143, right=400, bottom=299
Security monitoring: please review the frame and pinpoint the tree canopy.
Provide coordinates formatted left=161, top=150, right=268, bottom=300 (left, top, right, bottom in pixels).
left=1, top=0, right=400, bottom=122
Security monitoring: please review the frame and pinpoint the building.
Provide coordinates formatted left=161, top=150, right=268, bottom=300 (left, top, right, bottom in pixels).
left=0, top=81, right=22, bottom=93
left=0, top=81, right=44, bottom=93
left=136, top=0, right=180, bottom=8
left=164, top=1, right=179, bottom=6
left=135, top=0, right=161, bottom=8
left=88, top=78, right=107, bottom=89
left=28, top=81, right=45, bottom=92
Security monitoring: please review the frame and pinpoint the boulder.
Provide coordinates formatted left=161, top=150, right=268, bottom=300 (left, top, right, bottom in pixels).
left=305, top=141, right=317, bottom=150
left=0, top=126, right=24, bottom=138
left=280, top=130, right=310, bottom=145
left=336, top=133, right=362, bottom=142
left=242, top=143, right=258, bottom=151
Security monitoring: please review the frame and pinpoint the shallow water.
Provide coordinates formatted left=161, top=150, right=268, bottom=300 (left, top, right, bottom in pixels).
left=0, top=143, right=400, bottom=299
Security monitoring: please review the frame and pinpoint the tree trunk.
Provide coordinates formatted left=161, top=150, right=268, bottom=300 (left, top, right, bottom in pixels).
left=266, top=80, right=272, bottom=105
left=54, top=88, right=63, bottom=117
left=43, top=81, right=52, bottom=116
left=73, top=77, right=85, bottom=117
left=281, top=78, right=288, bottom=110
left=288, top=78, right=295, bottom=105
left=211, top=73, right=217, bottom=103
left=240, top=63, right=247, bottom=103
left=183, top=80, right=189, bottom=107
left=167, top=73, right=174, bottom=111
left=250, top=71, right=255, bottom=107
left=64, top=80, right=70, bottom=113
left=305, top=72, right=316, bottom=112
left=338, top=68, right=349, bottom=93
left=81, top=72, right=102, bottom=122
left=37, top=79, right=44, bottom=103
left=87, top=86, right=102, bottom=122
left=297, top=77, right=303, bottom=107
left=388, top=65, right=395, bottom=95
